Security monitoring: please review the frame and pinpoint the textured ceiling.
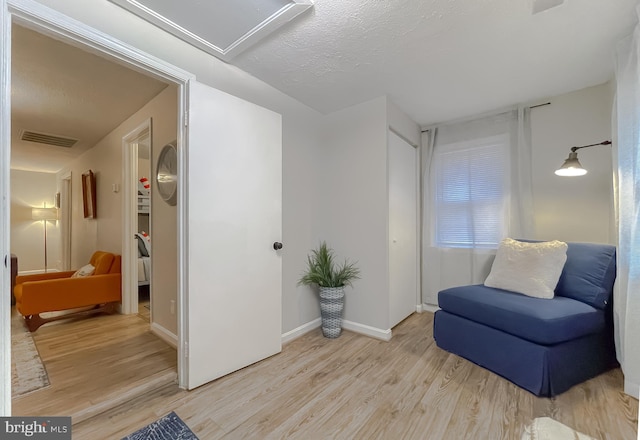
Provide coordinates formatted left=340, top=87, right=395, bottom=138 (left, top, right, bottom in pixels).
left=232, top=0, right=637, bottom=125
left=11, top=25, right=168, bottom=173
left=10, top=0, right=637, bottom=175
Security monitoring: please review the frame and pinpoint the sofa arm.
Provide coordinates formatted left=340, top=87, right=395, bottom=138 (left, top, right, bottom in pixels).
left=17, top=274, right=122, bottom=316
left=15, top=271, right=76, bottom=285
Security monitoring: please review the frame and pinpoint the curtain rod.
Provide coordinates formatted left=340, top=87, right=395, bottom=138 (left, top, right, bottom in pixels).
left=420, top=102, right=552, bottom=133
left=530, top=102, right=551, bottom=109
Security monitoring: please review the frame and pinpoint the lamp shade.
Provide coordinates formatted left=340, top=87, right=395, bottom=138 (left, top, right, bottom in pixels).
left=555, top=151, right=587, bottom=177
left=32, top=207, right=58, bottom=221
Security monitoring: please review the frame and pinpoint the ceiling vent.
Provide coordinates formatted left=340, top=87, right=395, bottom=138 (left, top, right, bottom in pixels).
left=20, top=130, right=78, bottom=148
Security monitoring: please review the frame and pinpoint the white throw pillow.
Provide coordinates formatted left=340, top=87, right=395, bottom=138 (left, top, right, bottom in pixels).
left=484, top=238, right=568, bottom=299
left=72, top=263, right=95, bottom=278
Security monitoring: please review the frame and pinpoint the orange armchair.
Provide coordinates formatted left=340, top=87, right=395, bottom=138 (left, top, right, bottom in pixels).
left=14, top=251, right=122, bottom=331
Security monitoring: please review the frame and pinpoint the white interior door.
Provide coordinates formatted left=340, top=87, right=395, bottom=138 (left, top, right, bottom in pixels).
left=186, top=81, right=282, bottom=389
left=389, top=131, right=418, bottom=328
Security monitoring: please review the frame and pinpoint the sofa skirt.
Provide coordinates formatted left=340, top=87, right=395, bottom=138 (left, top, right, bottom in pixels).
left=433, top=310, right=618, bottom=397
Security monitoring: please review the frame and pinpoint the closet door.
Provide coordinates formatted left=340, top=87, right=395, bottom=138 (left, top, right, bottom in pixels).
left=185, top=80, right=282, bottom=390
left=388, top=131, right=418, bottom=328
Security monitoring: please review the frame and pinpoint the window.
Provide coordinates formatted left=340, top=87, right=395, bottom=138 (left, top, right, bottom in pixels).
left=431, top=134, right=509, bottom=248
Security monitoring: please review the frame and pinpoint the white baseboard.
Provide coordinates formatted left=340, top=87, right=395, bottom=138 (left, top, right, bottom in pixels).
left=421, top=303, right=440, bottom=313
left=281, top=318, right=321, bottom=344
left=624, top=379, right=640, bottom=399
left=342, top=319, right=392, bottom=342
left=150, top=322, right=178, bottom=348
left=282, top=318, right=392, bottom=342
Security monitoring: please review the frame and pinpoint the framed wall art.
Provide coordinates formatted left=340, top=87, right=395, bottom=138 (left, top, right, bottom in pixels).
left=82, top=170, right=97, bottom=219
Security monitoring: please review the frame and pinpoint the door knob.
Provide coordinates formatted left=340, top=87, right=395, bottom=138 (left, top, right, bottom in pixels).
left=273, top=242, right=283, bottom=250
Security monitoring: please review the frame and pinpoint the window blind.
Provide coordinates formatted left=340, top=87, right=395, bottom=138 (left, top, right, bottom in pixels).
left=432, top=135, right=509, bottom=248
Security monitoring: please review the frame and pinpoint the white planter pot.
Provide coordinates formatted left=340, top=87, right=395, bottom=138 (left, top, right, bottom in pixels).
left=319, top=286, right=345, bottom=338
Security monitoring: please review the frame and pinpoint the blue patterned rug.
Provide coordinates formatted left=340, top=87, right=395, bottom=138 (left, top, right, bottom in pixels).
left=122, top=411, right=198, bottom=440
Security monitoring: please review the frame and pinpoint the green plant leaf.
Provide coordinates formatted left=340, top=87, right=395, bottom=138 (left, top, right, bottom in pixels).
left=298, top=242, right=360, bottom=288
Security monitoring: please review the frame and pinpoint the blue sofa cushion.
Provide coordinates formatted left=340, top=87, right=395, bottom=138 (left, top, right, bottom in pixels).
left=438, top=284, right=605, bottom=345
left=554, top=242, right=616, bottom=309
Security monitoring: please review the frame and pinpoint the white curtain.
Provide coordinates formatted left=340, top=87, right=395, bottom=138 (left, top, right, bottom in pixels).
left=614, top=6, right=640, bottom=397
left=421, top=108, right=534, bottom=305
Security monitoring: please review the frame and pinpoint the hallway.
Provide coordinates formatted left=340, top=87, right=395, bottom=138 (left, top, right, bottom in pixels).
left=11, top=308, right=176, bottom=424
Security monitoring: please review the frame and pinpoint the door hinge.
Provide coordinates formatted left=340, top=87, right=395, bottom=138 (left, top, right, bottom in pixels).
left=184, top=111, right=188, bottom=127
left=184, top=341, right=188, bottom=357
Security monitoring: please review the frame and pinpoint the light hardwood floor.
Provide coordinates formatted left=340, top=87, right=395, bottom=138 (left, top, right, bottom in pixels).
left=138, top=285, right=151, bottom=323
left=138, top=298, right=150, bottom=322
left=12, top=309, right=177, bottom=424
left=71, top=312, right=638, bottom=440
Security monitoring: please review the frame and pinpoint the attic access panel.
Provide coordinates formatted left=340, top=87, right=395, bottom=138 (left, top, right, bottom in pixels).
left=109, top=0, right=313, bottom=62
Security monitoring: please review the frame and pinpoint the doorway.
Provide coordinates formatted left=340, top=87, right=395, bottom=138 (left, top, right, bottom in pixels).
left=136, top=130, right=152, bottom=321
left=2, top=0, right=285, bottom=416
left=4, top=7, right=187, bottom=417
left=122, top=121, right=153, bottom=318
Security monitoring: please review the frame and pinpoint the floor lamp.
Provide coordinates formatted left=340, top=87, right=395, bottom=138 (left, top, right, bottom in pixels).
left=32, top=205, right=58, bottom=272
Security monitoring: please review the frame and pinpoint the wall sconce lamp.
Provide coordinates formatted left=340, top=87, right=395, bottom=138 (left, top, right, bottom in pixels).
left=554, top=140, right=612, bottom=177
left=32, top=205, right=58, bottom=272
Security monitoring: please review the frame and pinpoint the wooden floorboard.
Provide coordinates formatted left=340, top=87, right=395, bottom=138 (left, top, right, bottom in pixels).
left=138, top=295, right=150, bottom=322
left=11, top=308, right=177, bottom=424
left=68, top=312, right=638, bottom=439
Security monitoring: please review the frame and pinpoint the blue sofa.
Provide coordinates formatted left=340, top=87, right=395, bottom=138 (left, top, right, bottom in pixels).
left=433, top=242, right=618, bottom=397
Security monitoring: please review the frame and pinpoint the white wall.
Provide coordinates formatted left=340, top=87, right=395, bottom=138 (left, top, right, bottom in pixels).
left=530, top=82, right=614, bottom=244
left=35, top=0, right=323, bottom=335
left=318, top=96, right=389, bottom=330
left=148, top=87, right=178, bottom=336
left=10, top=170, right=60, bottom=272
left=282, top=111, right=324, bottom=331
left=387, top=98, right=421, bottom=147
left=310, top=96, right=421, bottom=335
left=57, top=152, right=108, bottom=269
left=58, top=85, right=178, bottom=333
left=57, top=87, right=174, bottom=263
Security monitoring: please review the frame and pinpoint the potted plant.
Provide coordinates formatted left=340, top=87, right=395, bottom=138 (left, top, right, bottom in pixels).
left=298, top=242, right=360, bottom=338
